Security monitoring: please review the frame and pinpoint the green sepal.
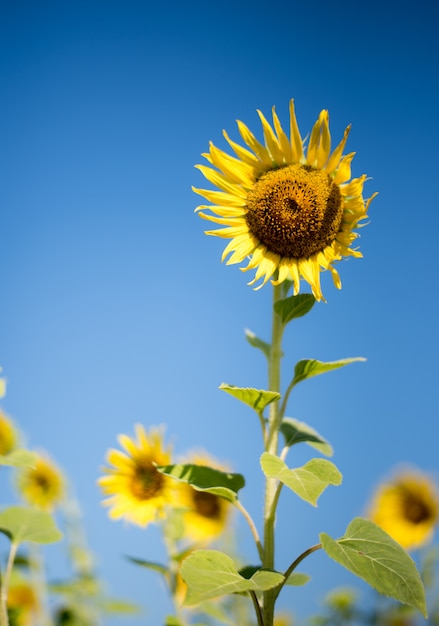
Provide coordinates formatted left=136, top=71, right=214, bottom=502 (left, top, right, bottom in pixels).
left=281, top=418, right=333, bottom=456
left=125, top=556, right=168, bottom=576
left=320, top=518, right=427, bottom=617
left=220, top=383, right=280, bottom=414
left=285, top=572, right=311, bottom=586
left=181, top=550, right=284, bottom=606
left=0, top=506, right=63, bottom=545
left=291, top=357, right=366, bottom=387
left=245, top=329, right=271, bottom=360
left=274, top=293, right=315, bottom=324
left=0, top=449, right=38, bottom=468
left=158, top=464, right=245, bottom=503
left=260, top=453, right=342, bottom=506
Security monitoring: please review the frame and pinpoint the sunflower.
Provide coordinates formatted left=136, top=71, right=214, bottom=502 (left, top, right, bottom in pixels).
left=368, top=469, right=439, bottom=551
left=98, top=424, right=175, bottom=527
left=7, top=579, right=39, bottom=626
left=194, top=100, right=376, bottom=301
left=0, top=409, right=18, bottom=456
left=175, top=452, right=231, bottom=543
left=18, top=452, right=65, bottom=511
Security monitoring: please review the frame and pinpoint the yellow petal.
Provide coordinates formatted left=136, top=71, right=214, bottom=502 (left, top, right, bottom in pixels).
left=192, top=186, right=246, bottom=208
left=272, top=106, right=293, bottom=163
left=257, top=109, right=284, bottom=165
left=326, top=125, right=351, bottom=175
left=289, top=99, right=303, bottom=162
left=195, top=165, right=247, bottom=197
left=237, top=120, right=272, bottom=163
left=222, top=130, right=261, bottom=167
left=333, top=152, right=355, bottom=185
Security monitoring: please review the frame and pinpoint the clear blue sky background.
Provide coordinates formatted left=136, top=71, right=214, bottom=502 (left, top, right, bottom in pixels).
left=1, top=0, right=439, bottom=623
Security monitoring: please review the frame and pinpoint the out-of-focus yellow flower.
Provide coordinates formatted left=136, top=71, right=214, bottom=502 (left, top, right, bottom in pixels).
left=274, top=613, right=293, bottom=626
left=18, top=453, right=65, bottom=511
left=7, top=580, right=38, bottom=626
left=175, top=452, right=231, bottom=543
left=194, top=100, right=376, bottom=301
left=98, top=424, right=174, bottom=527
left=369, top=468, right=439, bottom=551
left=0, top=409, right=18, bottom=455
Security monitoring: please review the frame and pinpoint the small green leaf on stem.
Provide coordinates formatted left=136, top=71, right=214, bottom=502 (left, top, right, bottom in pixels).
left=260, top=454, right=342, bottom=506
left=220, top=384, right=280, bottom=413
left=274, top=294, right=315, bottom=324
left=0, top=506, right=63, bottom=544
left=320, top=518, right=427, bottom=617
left=291, top=358, right=366, bottom=387
left=245, top=329, right=271, bottom=360
left=158, top=464, right=245, bottom=503
left=281, top=418, right=333, bottom=456
left=181, top=550, right=284, bottom=606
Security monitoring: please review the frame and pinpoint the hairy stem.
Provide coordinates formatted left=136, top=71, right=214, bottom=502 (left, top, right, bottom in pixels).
left=262, top=282, right=284, bottom=626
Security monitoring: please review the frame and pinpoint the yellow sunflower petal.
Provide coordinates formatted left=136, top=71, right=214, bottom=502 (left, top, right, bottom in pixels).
left=272, top=106, right=293, bottom=163
left=289, top=99, right=304, bottom=162
left=257, top=109, right=284, bottom=165
left=237, top=120, right=272, bottom=164
left=325, top=124, right=351, bottom=175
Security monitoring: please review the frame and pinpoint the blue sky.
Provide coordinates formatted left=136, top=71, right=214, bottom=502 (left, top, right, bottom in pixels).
left=1, top=0, right=439, bottom=623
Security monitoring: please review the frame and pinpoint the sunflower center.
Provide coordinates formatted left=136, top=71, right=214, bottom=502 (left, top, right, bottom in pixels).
left=192, top=490, right=221, bottom=519
left=245, top=164, right=343, bottom=258
left=34, top=474, right=51, bottom=492
left=131, top=459, right=164, bottom=500
left=402, top=492, right=433, bottom=524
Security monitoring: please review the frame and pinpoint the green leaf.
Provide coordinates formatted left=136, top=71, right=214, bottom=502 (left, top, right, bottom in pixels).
left=245, top=329, right=271, bottom=359
left=260, top=454, right=342, bottom=506
left=320, top=518, right=427, bottom=617
left=0, top=506, right=63, bottom=545
left=100, top=599, right=140, bottom=615
left=274, top=293, right=315, bottom=324
left=220, top=384, right=280, bottom=414
left=181, top=550, right=284, bottom=606
left=285, top=572, right=311, bottom=586
left=0, top=449, right=38, bottom=468
left=292, top=357, right=366, bottom=387
left=280, top=418, right=333, bottom=456
left=165, top=617, right=184, bottom=626
left=125, top=556, right=168, bottom=576
left=158, top=464, right=245, bottom=503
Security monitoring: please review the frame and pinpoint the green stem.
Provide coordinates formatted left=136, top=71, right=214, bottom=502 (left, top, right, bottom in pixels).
left=0, top=542, right=18, bottom=626
left=249, top=590, right=264, bottom=626
left=262, top=283, right=284, bottom=626
left=234, top=501, right=264, bottom=562
left=274, top=543, right=322, bottom=602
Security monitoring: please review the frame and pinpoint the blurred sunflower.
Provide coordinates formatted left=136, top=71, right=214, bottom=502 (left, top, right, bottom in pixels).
left=98, top=424, right=174, bottom=527
left=18, top=452, right=65, bottom=511
left=369, top=469, right=439, bottom=550
left=194, top=100, right=376, bottom=301
left=7, top=579, right=38, bottom=626
left=0, top=409, right=18, bottom=455
left=176, top=452, right=231, bottom=543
